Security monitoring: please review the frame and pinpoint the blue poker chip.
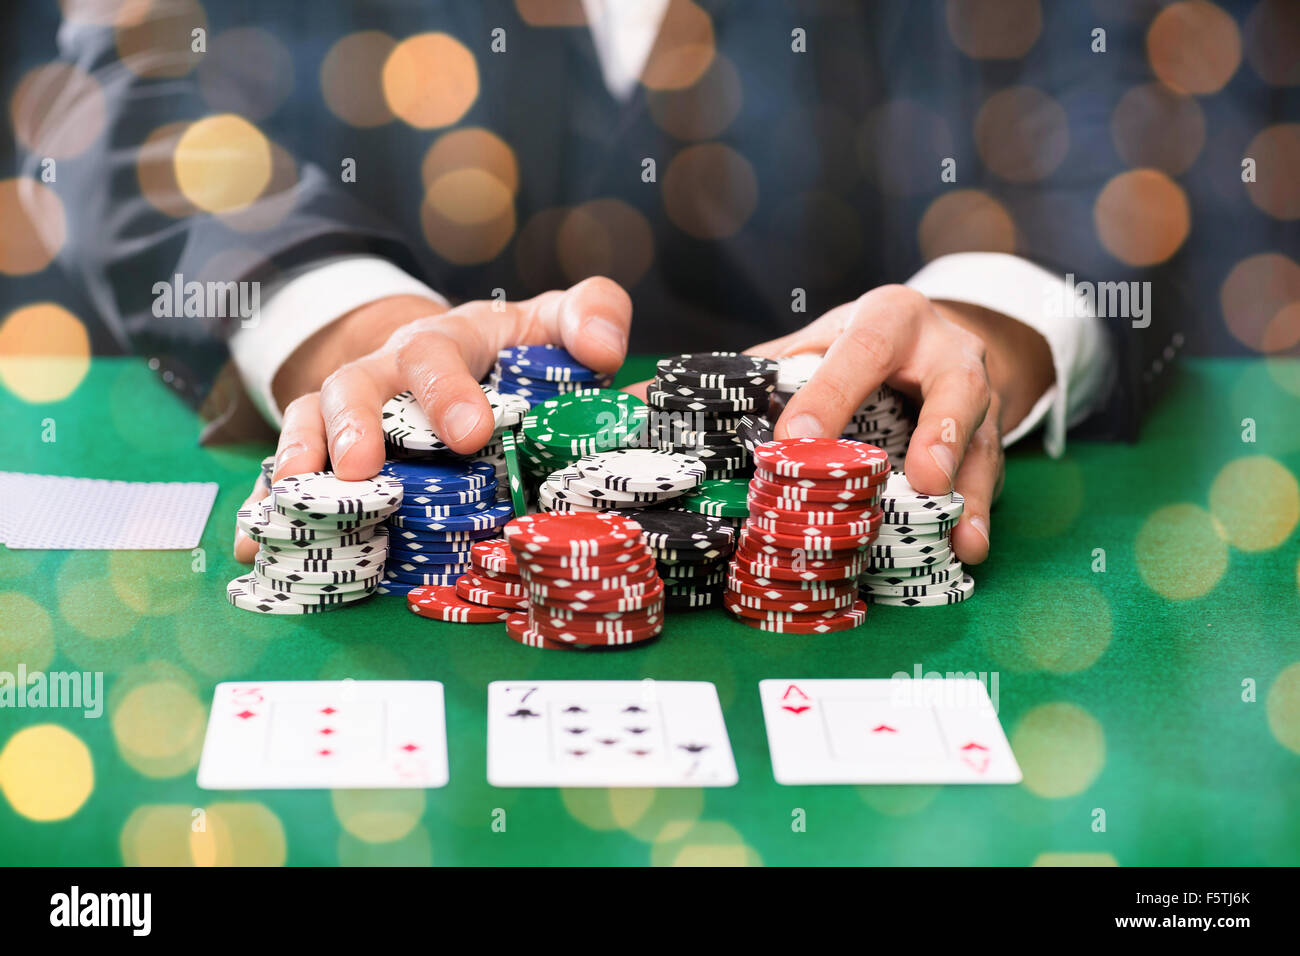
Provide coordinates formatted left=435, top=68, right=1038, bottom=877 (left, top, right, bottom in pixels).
left=490, top=370, right=602, bottom=393
left=380, top=534, right=475, bottom=554
left=385, top=546, right=474, bottom=566
left=383, top=567, right=468, bottom=586
left=495, top=345, right=601, bottom=382
left=393, top=499, right=493, bottom=519
left=387, top=525, right=502, bottom=544
left=380, top=459, right=495, bottom=492
left=387, top=501, right=514, bottom=533
left=376, top=579, right=422, bottom=596
left=401, top=483, right=498, bottom=507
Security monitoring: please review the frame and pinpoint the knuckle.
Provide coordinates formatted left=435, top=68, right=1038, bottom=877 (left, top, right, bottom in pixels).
left=842, top=318, right=896, bottom=370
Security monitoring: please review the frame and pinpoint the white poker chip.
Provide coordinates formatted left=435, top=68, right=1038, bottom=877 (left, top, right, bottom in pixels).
left=571, top=448, right=706, bottom=494
left=237, top=502, right=377, bottom=546
left=260, top=525, right=389, bottom=559
left=775, top=353, right=825, bottom=392
left=864, top=546, right=952, bottom=569
left=271, top=472, right=404, bottom=516
left=864, top=573, right=975, bottom=606
left=382, top=384, right=514, bottom=452
left=253, top=555, right=387, bottom=585
left=878, top=473, right=965, bottom=521
left=251, top=568, right=380, bottom=596
left=859, top=562, right=964, bottom=589
left=227, top=575, right=330, bottom=614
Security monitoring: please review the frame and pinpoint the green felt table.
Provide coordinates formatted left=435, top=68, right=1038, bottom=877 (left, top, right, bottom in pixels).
left=1, top=356, right=1298, bottom=867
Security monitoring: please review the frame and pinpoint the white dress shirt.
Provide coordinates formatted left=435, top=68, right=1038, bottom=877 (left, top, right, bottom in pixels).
left=232, top=1, right=1111, bottom=456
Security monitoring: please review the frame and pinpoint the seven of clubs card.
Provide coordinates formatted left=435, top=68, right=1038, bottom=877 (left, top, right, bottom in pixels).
left=759, top=679, right=1022, bottom=785
left=197, top=681, right=449, bottom=789
left=487, top=680, right=738, bottom=787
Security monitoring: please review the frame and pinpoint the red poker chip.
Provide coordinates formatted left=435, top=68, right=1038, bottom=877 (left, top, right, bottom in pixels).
left=753, top=465, right=888, bottom=492
left=736, top=538, right=867, bottom=563
left=471, top=539, right=518, bottom=575
left=533, top=601, right=664, bottom=628
left=505, top=613, right=586, bottom=650
left=749, top=475, right=882, bottom=503
left=747, top=491, right=880, bottom=522
left=529, top=577, right=665, bottom=613
left=743, top=526, right=873, bottom=552
left=470, top=565, right=525, bottom=584
left=519, top=552, right=657, bottom=581
left=725, top=574, right=857, bottom=602
left=754, top=438, right=890, bottom=480
left=503, top=512, right=645, bottom=557
left=455, top=579, right=529, bottom=609
left=407, top=585, right=511, bottom=623
left=749, top=513, right=881, bottom=537
left=459, top=572, right=526, bottom=596
left=731, top=557, right=864, bottom=583
left=527, top=614, right=662, bottom=646
left=725, top=592, right=857, bottom=618
left=522, top=566, right=659, bottom=593
left=727, top=563, right=860, bottom=590
left=728, top=598, right=869, bottom=633
left=517, top=540, right=650, bottom=568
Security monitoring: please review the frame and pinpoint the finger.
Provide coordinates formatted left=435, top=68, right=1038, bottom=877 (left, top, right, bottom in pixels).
left=272, top=392, right=330, bottom=482
left=773, top=288, right=919, bottom=440
left=948, top=411, right=1001, bottom=565
left=233, top=475, right=269, bottom=563
left=525, top=276, right=632, bottom=374
left=902, top=344, right=991, bottom=497
left=317, top=357, right=394, bottom=480
left=744, top=332, right=800, bottom=358
left=621, top=378, right=650, bottom=400
left=391, top=315, right=497, bottom=456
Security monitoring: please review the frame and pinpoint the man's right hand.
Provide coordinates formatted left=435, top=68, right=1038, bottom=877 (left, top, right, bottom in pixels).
left=234, top=276, right=632, bottom=562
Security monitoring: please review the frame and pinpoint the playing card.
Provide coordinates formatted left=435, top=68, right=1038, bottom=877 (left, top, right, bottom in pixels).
left=487, top=680, right=738, bottom=787
left=197, top=681, right=449, bottom=789
left=759, top=678, right=1021, bottom=785
left=0, top=471, right=217, bottom=549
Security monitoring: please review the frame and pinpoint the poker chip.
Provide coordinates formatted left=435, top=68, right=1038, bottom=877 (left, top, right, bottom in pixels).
left=656, top=352, right=780, bottom=388
left=393, top=497, right=493, bottom=519
left=863, top=573, right=975, bottom=606
left=407, top=585, right=512, bottom=623
left=471, top=539, right=517, bottom=575
left=679, top=478, right=750, bottom=518
left=500, top=429, right=529, bottom=516
left=246, top=573, right=379, bottom=602
left=386, top=545, right=476, bottom=565
left=646, top=387, right=767, bottom=414
left=227, top=574, right=335, bottom=614
left=754, top=438, right=890, bottom=480
left=747, top=496, right=878, bottom=524
left=525, top=615, right=662, bottom=646
left=863, top=546, right=951, bottom=569
left=270, top=472, right=404, bottom=517
left=254, top=557, right=386, bottom=585
left=381, top=459, right=496, bottom=492
left=387, top=501, right=514, bottom=532
left=382, top=385, right=516, bottom=453
left=570, top=449, right=706, bottom=495
left=504, top=511, right=644, bottom=556
left=497, top=344, right=605, bottom=382
left=523, top=390, right=649, bottom=457
left=726, top=575, right=856, bottom=602
left=726, top=593, right=857, bottom=619
left=859, top=561, right=963, bottom=588
left=610, top=508, right=734, bottom=552
left=748, top=474, right=878, bottom=503
left=458, top=572, right=526, bottom=597
left=729, top=599, right=869, bottom=634
left=384, top=567, right=470, bottom=586
left=750, top=513, right=881, bottom=537
left=736, top=414, right=774, bottom=452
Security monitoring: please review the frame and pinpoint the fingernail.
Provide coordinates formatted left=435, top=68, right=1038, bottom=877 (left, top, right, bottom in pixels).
left=785, top=413, right=823, bottom=438
left=969, top=515, right=990, bottom=547
left=331, top=423, right=361, bottom=465
left=585, top=317, right=624, bottom=356
left=928, top=443, right=956, bottom=489
left=274, top=441, right=308, bottom=479
left=443, top=401, right=484, bottom=444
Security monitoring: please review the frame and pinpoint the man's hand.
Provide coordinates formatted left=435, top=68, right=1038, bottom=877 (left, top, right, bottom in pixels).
left=748, top=285, right=1055, bottom=566
left=234, top=276, right=632, bottom=562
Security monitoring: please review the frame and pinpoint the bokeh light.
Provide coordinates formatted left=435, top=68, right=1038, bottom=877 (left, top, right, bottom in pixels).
left=1032, top=852, right=1119, bottom=866
left=1146, top=1, right=1241, bottom=95
left=945, top=0, right=1042, bottom=59
left=648, top=819, right=761, bottom=866
left=1007, top=579, right=1114, bottom=673
left=190, top=802, right=287, bottom=866
left=1219, top=253, right=1300, bottom=353
left=1243, top=0, right=1300, bottom=86
left=1208, top=456, right=1300, bottom=551
left=218, top=141, right=299, bottom=233
left=0, top=303, right=90, bottom=402
left=663, top=143, right=757, bottom=239
left=562, top=788, right=704, bottom=843
left=120, top=804, right=200, bottom=866
left=110, top=679, right=206, bottom=778
left=382, top=33, right=479, bottom=129
left=557, top=198, right=655, bottom=289
left=338, top=825, right=433, bottom=866
left=320, top=31, right=397, bottom=127
left=0, top=178, right=66, bottom=276
left=173, top=114, right=273, bottom=213
left=421, top=167, right=516, bottom=265
left=974, top=86, right=1069, bottom=183
left=513, top=0, right=586, bottom=27
left=641, top=1, right=715, bottom=92
left=1267, top=662, right=1300, bottom=755
left=514, top=206, right=570, bottom=292
left=331, top=789, right=425, bottom=843
left=647, top=53, right=742, bottom=141
left=1135, top=503, right=1228, bottom=600
left=917, top=189, right=1017, bottom=262
left=1110, top=82, right=1206, bottom=175
left=197, top=27, right=294, bottom=121
left=0, top=725, right=94, bottom=821
left=57, top=552, right=142, bottom=642
left=1012, top=702, right=1106, bottom=799
left=114, top=0, right=209, bottom=79
left=9, top=63, right=106, bottom=159
left=1093, top=169, right=1190, bottom=266
left=1243, top=124, right=1300, bottom=220
left=136, top=122, right=199, bottom=218
left=0, top=592, right=55, bottom=674
left=421, top=128, right=519, bottom=195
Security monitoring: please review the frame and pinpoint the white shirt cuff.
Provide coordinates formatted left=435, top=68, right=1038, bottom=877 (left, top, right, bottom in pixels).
left=906, top=252, right=1114, bottom=457
left=229, top=255, right=448, bottom=425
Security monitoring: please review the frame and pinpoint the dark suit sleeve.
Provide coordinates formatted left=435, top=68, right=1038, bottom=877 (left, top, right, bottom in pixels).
left=16, top=10, right=425, bottom=417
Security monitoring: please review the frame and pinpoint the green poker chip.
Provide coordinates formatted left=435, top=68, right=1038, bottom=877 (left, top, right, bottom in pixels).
left=500, top=428, right=530, bottom=516
left=680, top=477, right=750, bottom=518
left=523, top=390, right=648, bottom=457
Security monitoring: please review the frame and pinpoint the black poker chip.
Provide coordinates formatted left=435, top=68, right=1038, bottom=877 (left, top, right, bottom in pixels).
left=654, top=380, right=775, bottom=402
left=612, top=508, right=735, bottom=551
left=646, top=386, right=769, bottom=413
left=656, top=352, right=780, bottom=387
left=736, top=414, right=774, bottom=452
left=663, top=589, right=722, bottom=610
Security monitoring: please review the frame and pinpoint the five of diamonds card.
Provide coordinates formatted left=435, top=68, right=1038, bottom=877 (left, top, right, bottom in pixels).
left=758, top=678, right=1021, bottom=785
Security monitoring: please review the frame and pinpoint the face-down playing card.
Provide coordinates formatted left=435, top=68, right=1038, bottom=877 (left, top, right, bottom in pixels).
left=759, top=678, right=1021, bottom=785
left=487, top=680, right=738, bottom=787
left=197, top=681, right=449, bottom=789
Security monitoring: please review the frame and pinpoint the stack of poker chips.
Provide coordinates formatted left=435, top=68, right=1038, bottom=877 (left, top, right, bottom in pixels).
left=519, top=389, right=649, bottom=485
left=723, top=438, right=887, bottom=634
left=859, top=473, right=974, bottom=606
left=537, top=448, right=706, bottom=513
left=501, top=512, right=666, bottom=650
left=488, top=344, right=613, bottom=407
left=770, top=353, right=915, bottom=470
left=382, top=382, right=529, bottom=500
left=229, top=472, right=400, bottom=614
left=375, top=460, right=508, bottom=596
left=402, top=539, right=528, bottom=624
left=677, top=477, right=751, bottom=533
left=645, top=352, right=778, bottom=478
left=612, top=509, right=735, bottom=611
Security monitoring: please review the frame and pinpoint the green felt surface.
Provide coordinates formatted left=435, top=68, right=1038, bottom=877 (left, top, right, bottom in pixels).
left=1, top=357, right=1298, bottom=866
